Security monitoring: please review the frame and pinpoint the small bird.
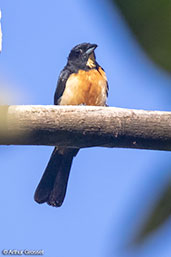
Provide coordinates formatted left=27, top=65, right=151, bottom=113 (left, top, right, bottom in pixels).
left=34, top=43, right=108, bottom=207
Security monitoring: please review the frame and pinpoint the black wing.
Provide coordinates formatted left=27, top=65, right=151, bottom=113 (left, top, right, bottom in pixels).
left=54, top=67, right=71, bottom=105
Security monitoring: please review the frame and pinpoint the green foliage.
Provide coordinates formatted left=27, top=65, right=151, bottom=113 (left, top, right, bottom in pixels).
left=114, top=0, right=171, bottom=71
left=135, top=181, right=171, bottom=243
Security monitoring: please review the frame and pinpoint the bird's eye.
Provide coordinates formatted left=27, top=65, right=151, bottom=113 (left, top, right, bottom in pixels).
left=69, top=49, right=82, bottom=60
left=74, top=51, right=80, bottom=57
left=70, top=50, right=79, bottom=58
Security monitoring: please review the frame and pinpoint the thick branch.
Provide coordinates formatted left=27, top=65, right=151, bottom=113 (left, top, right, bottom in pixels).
left=0, top=105, right=171, bottom=151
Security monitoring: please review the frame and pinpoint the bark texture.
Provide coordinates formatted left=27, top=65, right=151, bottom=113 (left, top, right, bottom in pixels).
left=0, top=105, right=171, bottom=151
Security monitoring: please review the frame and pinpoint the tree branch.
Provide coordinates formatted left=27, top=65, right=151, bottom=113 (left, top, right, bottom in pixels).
left=0, top=105, right=171, bottom=151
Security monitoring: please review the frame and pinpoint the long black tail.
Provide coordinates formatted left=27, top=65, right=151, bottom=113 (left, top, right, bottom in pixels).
left=34, top=147, right=79, bottom=207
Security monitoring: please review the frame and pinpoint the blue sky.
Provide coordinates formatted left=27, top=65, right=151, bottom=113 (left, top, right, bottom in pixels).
left=0, top=1, right=171, bottom=257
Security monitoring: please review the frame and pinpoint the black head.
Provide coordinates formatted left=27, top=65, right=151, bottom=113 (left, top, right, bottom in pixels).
left=67, top=43, right=98, bottom=70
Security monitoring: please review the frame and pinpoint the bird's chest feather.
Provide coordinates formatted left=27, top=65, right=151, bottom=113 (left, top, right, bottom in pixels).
left=59, top=68, right=108, bottom=106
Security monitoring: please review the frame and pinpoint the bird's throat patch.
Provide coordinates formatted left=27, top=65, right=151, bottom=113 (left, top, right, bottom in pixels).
left=86, top=53, right=96, bottom=68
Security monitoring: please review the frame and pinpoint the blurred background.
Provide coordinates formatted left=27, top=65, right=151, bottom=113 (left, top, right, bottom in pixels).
left=0, top=0, right=171, bottom=256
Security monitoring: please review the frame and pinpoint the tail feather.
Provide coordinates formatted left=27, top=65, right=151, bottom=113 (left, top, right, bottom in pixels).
left=34, top=147, right=78, bottom=207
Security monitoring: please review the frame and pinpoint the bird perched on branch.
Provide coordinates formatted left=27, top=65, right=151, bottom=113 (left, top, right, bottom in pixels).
left=34, top=43, right=108, bottom=207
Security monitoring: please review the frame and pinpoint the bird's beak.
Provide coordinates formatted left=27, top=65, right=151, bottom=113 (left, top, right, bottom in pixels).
left=86, top=44, right=98, bottom=55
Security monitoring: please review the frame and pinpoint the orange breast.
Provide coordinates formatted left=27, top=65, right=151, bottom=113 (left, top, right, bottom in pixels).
left=59, top=67, right=108, bottom=106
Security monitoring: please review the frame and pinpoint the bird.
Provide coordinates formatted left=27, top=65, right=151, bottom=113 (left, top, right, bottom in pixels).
left=34, top=43, right=108, bottom=207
